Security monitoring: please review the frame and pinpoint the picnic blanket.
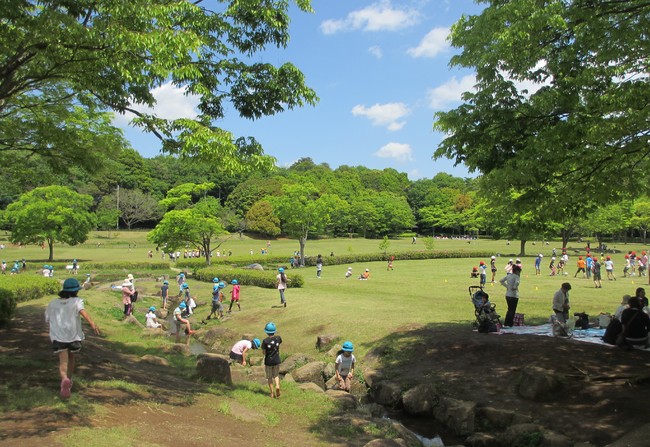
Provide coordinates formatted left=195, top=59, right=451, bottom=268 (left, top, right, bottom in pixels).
left=497, top=324, right=650, bottom=351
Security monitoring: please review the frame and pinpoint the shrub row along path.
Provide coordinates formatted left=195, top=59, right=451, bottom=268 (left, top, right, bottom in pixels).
left=3, top=305, right=650, bottom=446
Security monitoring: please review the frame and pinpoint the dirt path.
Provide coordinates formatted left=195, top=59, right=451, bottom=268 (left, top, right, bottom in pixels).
left=2, top=305, right=650, bottom=446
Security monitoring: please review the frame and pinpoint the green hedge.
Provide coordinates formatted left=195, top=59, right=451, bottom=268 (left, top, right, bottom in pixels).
left=0, top=276, right=60, bottom=328
left=194, top=266, right=304, bottom=289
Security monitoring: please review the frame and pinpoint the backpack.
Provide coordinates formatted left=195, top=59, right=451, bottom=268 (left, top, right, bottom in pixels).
left=602, top=318, right=623, bottom=345
left=131, top=291, right=138, bottom=303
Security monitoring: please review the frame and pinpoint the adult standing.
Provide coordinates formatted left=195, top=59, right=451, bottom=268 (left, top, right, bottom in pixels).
left=121, top=279, right=135, bottom=317
left=552, top=283, right=571, bottom=323
left=499, top=264, right=521, bottom=327
left=276, top=267, right=288, bottom=307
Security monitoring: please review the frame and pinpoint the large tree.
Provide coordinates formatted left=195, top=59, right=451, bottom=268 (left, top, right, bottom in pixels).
left=2, top=0, right=318, bottom=173
left=434, top=0, right=650, bottom=205
left=5, top=186, right=95, bottom=261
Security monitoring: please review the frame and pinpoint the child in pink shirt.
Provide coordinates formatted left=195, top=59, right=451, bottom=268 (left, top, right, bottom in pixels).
left=228, top=279, right=241, bottom=313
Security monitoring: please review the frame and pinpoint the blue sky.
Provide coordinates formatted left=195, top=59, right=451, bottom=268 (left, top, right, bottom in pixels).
left=114, top=0, right=486, bottom=179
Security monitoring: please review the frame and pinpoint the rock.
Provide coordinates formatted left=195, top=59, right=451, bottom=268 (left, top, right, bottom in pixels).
left=465, top=432, right=500, bottom=447
left=167, top=343, right=191, bottom=356
left=433, top=397, right=476, bottom=436
left=540, top=430, right=573, bottom=447
left=606, top=423, right=650, bottom=446
left=316, top=334, right=339, bottom=350
left=142, top=328, right=166, bottom=337
left=358, top=403, right=386, bottom=418
left=157, top=309, right=169, bottom=319
left=279, top=353, right=314, bottom=375
left=371, top=381, right=402, bottom=407
left=323, top=362, right=336, bottom=380
left=363, top=368, right=384, bottom=389
left=327, top=344, right=343, bottom=357
left=499, top=423, right=544, bottom=447
left=283, top=373, right=295, bottom=383
left=384, top=420, right=423, bottom=446
left=196, top=353, right=232, bottom=384
left=477, top=406, right=532, bottom=430
left=138, top=355, right=169, bottom=366
left=325, top=375, right=337, bottom=390
left=363, top=439, right=409, bottom=447
left=198, top=327, right=238, bottom=347
left=122, top=315, right=144, bottom=328
left=325, top=389, right=358, bottom=410
left=402, top=383, right=438, bottom=416
left=298, top=382, right=326, bottom=393
left=292, top=361, right=326, bottom=389
left=516, top=366, right=563, bottom=401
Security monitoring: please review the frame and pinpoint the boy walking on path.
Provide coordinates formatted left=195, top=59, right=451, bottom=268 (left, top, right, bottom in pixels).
left=45, top=278, right=100, bottom=399
left=262, top=322, right=283, bottom=398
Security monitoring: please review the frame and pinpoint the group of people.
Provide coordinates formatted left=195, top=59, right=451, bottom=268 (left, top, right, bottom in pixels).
left=603, top=287, right=650, bottom=348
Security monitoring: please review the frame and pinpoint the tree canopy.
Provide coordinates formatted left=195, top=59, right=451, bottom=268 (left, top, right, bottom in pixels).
left=434, top=0, right=650, bottom=206
left=5, top=186, right=95, bottom=261
left=2, top=0, right=318, bottom=174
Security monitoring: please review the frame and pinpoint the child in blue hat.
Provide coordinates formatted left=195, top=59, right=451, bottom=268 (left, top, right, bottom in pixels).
left=335, top=341, right=356, bottom=392
left=45, top=278, right=100, bottom=399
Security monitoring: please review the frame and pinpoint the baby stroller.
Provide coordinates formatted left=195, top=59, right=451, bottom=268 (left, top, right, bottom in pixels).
left=469, top=286, right=501, bottom=332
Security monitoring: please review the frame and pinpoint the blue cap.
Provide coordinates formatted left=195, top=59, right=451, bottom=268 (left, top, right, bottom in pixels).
left=149, top=306, right=156, bottom=312
left=61, top=278, right=82, bottom=293
left=342, top=341, right=354, bottom=352
left=231, top=279, right=238, bottom=285
left=278, top=267, right=284, bottom=273
left=179, top=302, right=187, bottom=309
left=264, top=322, right=276, bottom=334
left=213, top=277, right=219, bottom=283
left=252, top=338, right=261, bottom=349
left=182, top=283, right=189, bottom=289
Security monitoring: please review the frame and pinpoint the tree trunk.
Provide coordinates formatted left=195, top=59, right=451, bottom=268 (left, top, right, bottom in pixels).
left=48, top=237, right=54, bottom=262
left=299, top=236, right=306, bottom=266
left=519, top=239, right=527, bottom=257
left=204, top=241, right=211, bottom=265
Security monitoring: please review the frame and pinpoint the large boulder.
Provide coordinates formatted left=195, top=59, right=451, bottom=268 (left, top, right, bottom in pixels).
left=325, top=389, right=358, bottom=410
left=316, top=334, right=339, bottom=350
left=363, top=439, right=409, bottom=447
left=292, top=361, right=326, bottom=389
left=122, top=315, right=144, bottom=328
left=516, top=366, right=563, bottom=401
left=433, top=397, right=476, bottom=436
left=298, top=382, right=326, bottom=393
left=476, top=406, right=532, bottom=431
left=402, top=383, right=438, bottom=416
left=327, top=344, right=343, bottom=357
left=498, top=423, right=544, bottom=447
left=371, top=381, right=402, bottom=407
left=279, top=353, right=314, bottom=375
left=606, top=423, right=650, bottom=447
left=196, top=353, right=232, bottom=384
left=138, top=355, right=169, bottom=367
left=197, top=327, right=238, bottom=347
left=465, top=432, right=499, bottom=447
left=363, top=368, right=384, bottom=389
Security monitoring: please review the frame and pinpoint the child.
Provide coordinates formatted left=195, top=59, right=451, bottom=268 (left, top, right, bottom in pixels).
left=490, top=256, right=498, bottom=282
left=316, top=254, right=323, bottom=278
left=206, top=281, right=225, bottom=320
left=229, top=338, right=260, bottom=366
left=335, top=341, right=356, bottom=392
left=174, top=301, right=194, bottom=343
left=161, top=280, right=169, bottom=310
left=549, top=257, right=556, bottom=276
left=534, top=254, right=542, bottom=276
left=479, top=261, right=487, bottom=287
left=145, top=306, right=162, bottom=329
left=176, top=272, right=186, bottom=297
left=345, top=267, right=353, bottom=279
left=470, top=266, right=479, bottom=278
left=45, top=278, right=100, bottom=399
left=262, top=322, right=283, bottom=398
left=276, top=267, right=288, bottom=307
left=387, top=255, right=394, bottom=271
left=359, top=268, right=370, bottom=280
left=1, top=260, right=6, bottom=275
left=228, top=279, right=241, bottom=313
left=181, top=283, right=193, bottom=315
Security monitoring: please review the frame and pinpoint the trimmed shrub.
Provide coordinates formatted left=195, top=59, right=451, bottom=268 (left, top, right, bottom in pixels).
left=194, top=266, right=304, bottom=289
left=0, top=276, right=60, bottom=328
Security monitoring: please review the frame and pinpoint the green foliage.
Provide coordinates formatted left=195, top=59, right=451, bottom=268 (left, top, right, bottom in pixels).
left=1, top=0, right=318, bottom=174
left=194, top=266, right=304, bottom=289
left=423, top=237, right=436, bottom=250
left=379, top=236, right=390, bottom=254
left=245, top=200, right=281, bottom=236
left=0, top=276, right=59, bottom=327
left=5, top=186, right=96, bottom=261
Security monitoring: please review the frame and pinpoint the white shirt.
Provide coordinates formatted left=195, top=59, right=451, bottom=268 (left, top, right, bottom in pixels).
left=336, top=353, right=356, bottom=376
left=45, top=298, right=85, bottom=343
left=145, top=312, right=160, bottom=328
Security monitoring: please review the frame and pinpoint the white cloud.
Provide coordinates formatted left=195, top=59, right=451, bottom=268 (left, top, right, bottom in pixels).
left=408, top=168, right=422, bottom=180
left=368, top=45, right=383, bottom=59
left=352, top=102, right=410, bottom=131
left=112, top=82, right=200, bottom=126
left=374, top=142, right=413, bottom=163
left=407, top=27, right=450, bottom=58
left=427, top=75, right=477, bottom=110
left=320, top=1, right=420, bottom=34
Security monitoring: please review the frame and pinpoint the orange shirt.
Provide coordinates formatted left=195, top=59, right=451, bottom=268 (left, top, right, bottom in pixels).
left=577, top=259, right=586, bottom=269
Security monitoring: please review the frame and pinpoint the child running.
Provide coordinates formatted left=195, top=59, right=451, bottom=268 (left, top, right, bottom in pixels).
left=228, top=279, right=241, bottom=313
left=45, top=278, right=100, bottom=399
left=262, top=322, right=283, bottom=398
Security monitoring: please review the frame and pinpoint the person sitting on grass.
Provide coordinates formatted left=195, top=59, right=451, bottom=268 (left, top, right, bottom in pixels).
left=229, top=338, right=260, bottom=366
left=145, top=306, right=162, bottom=329
left=359, top=269, right=370, bottom=280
